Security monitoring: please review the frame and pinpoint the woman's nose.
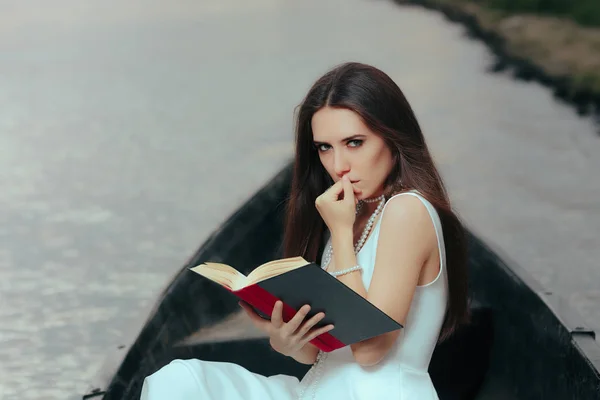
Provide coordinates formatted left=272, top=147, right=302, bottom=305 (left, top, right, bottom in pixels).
left=334, top=153, right=350, bottom=178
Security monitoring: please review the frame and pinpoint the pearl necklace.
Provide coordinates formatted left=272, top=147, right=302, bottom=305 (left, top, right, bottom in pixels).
left=298, top=194, right=386, bottom=400
left=321, top=194, right=385, bottom=270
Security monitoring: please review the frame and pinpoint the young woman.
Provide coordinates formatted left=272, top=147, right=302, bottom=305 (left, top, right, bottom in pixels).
left=141, top=62, right=469, bottom=400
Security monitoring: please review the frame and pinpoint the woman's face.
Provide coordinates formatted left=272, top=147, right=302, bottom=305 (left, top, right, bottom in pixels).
left=311, top=106, right=395, bottom=200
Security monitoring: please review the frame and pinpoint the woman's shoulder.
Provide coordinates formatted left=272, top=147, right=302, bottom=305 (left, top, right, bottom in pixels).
left=382, top=191, right=431, bottom=221
left=378, top=191, right=437, bottom=244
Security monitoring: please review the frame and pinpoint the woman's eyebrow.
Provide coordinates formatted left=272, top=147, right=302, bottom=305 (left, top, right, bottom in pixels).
left=313, top=134, right=366, bottom=145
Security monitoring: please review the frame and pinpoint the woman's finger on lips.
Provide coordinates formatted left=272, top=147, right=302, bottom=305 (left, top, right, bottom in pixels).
left=341, top=175, right=355, bottom=204
left=316, top=181, right=339, bottom=208
left=325, top=179, right=344, bottom=201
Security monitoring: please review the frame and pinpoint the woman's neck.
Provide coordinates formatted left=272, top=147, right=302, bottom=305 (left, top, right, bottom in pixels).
left=357, top=201, right=379, bottom=218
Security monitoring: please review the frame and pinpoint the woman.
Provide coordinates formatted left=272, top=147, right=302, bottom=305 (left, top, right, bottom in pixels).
left=141, top=62, right=469, bottom=399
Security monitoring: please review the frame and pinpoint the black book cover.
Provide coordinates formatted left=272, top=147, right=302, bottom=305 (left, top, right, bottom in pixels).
left=256, top=263, right=403, bottom=346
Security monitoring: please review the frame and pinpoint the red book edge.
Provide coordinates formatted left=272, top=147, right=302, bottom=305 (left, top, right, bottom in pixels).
left=229, top=285, right=346, bottom=353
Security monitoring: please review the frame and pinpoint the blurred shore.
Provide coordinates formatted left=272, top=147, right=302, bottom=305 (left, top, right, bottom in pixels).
left=396, top=0, right=600, bottom=120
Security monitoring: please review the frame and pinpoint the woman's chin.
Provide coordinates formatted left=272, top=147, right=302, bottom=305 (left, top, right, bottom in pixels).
left=356, top=192, right=369, bottom=201
left=360, top=190, right=384, bottom=201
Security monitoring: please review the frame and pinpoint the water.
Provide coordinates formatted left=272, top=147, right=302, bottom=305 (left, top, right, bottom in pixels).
left=0, top=0, right=598, bottom=398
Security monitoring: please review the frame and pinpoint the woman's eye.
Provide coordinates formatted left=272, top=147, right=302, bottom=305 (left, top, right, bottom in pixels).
left=348, top=139, right=363, bottom=148
left=316, top=144, right=331, bottom=152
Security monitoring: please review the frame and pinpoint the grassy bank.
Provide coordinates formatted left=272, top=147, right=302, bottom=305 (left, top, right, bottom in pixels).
left=395, top=0, right=600, bottom=117
left=479, top=0, right=600, bottom=27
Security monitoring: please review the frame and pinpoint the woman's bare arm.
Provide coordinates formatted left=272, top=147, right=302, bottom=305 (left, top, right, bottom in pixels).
left=332, top=195, right=435, bottom=366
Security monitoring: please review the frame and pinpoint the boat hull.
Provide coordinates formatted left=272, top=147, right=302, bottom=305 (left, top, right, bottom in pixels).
left=82, top=163, right=600, bottom=400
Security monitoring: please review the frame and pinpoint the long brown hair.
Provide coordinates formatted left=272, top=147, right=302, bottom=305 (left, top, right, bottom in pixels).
left=282, top=62, right=469, bottom=340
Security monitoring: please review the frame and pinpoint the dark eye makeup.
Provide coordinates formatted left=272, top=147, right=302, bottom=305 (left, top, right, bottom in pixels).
left=314, top=137, right=365, bottom=152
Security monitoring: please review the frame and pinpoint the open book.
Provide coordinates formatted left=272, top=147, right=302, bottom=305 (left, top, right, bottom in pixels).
left=190, top=256, right=402, bottom=352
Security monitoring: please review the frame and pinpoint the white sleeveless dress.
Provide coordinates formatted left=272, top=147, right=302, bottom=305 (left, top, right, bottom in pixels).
left=141, top=191, right=448, bottom=400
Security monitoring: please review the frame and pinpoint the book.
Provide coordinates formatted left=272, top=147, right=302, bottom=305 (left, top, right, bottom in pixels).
left=189, top=256, right=403, bottom=352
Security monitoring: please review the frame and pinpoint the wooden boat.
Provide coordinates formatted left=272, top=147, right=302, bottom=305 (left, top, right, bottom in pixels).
left=82, top=163, right=600, bottom=400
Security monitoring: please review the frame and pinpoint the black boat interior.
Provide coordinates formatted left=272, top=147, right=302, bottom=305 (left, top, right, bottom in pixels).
left=82, top=164, right=600, bottom=400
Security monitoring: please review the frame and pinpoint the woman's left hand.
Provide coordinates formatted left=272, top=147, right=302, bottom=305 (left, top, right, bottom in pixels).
left=315, top=175, right=362, bottom=235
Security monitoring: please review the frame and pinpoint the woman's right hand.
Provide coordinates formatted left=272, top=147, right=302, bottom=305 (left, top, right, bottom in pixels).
left=239, top=300, right=334, bottom=357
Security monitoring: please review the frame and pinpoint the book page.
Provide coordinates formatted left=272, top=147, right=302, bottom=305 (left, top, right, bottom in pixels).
left=190, top=257, right=309, bottom=290
left=190, top=262, right=246, bottom=290
left=245, top=256, right=309, bottom=286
